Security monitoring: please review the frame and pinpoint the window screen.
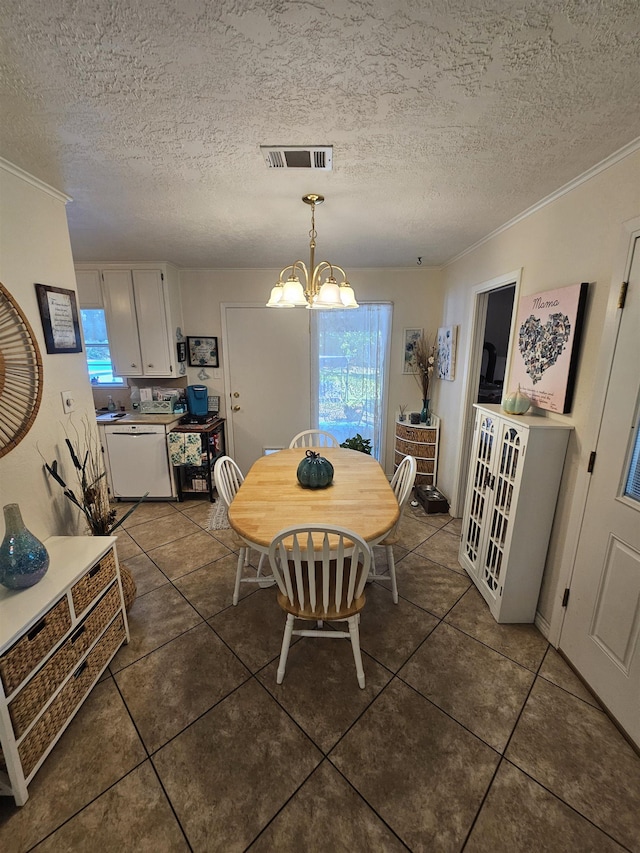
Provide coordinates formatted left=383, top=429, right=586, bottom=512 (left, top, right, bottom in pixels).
left=624, top=418, right=640, bottom=503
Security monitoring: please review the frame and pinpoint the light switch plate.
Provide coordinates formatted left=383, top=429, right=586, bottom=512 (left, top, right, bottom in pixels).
left=61, top=390, right=75, bottom=413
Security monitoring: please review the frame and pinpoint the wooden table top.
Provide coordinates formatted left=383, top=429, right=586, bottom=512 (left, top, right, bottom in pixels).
left=228, top=447, right=400, bottom=550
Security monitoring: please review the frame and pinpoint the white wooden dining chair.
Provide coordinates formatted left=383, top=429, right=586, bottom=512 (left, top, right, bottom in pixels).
left=268, top=524, right=372, bottom=688
left=213, top=455, right=272, bottom=605
left=288, top=429, right=340, bottom=449
left=370, top=455, right=417, bottom=603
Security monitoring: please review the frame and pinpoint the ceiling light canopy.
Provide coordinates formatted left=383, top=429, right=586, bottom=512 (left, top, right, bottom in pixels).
left=266, top=194, right=358, bottom=310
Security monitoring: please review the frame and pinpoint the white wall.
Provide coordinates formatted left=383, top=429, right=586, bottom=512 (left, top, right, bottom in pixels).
left=0, top=162, right=97, bottom=539
left=437, top=148, right=640, bottom=625
left=179, top=267, right=444, bottom=473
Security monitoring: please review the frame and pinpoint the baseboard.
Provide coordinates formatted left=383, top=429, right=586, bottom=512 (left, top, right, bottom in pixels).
left=534, top=609, right=551, bottom=643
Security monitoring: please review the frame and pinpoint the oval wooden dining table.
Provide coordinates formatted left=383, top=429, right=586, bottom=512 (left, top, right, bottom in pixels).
left=228, top=447, right=400, bottom=553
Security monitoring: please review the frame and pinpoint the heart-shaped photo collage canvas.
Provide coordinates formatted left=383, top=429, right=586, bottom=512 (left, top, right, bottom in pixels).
left=508, top=282, right=588, bottom=414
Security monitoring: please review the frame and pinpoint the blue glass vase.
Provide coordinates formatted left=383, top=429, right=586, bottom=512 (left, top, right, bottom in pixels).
left=420, top=398, right=430, bottom=424
left=0, top=503, right=49, bottom=590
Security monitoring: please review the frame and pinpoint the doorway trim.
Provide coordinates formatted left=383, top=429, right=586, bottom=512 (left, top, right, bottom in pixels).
left=549, top=215, right=640, bottom=647
left=451, top=269, right=522, bottom=518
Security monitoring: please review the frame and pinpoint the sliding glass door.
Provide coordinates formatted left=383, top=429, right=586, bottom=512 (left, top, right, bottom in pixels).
left=311, top=303, right=392, bottom=461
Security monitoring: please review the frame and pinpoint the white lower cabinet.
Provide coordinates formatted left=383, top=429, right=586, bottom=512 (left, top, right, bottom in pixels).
left=0, top=537, right=128, bottom=805
left=459, top=404, right=573, bottom=623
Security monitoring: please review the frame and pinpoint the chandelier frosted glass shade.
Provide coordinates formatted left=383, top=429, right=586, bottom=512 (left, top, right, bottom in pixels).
left=267, top=194, right=358, bottom=310
left=282, top=277, right=308, bottom=306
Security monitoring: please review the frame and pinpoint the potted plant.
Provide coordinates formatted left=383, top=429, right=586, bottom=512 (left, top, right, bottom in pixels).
left=43, top=418, right=145, bottom=609
left=340, top=433, right=372, bottom=455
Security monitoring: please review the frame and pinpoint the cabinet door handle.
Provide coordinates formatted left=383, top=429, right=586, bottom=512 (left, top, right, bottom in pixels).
left=147, top=364, right=153, bottom=368
left=232, top=405, right=240, bottom=412
left=131, top=363, right=137, bottom=368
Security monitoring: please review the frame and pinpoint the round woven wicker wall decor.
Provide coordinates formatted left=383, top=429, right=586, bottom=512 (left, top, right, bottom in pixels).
left=0, top=282, right=43, bottom=459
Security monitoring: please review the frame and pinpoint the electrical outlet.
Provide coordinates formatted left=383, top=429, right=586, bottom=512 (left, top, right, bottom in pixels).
left=61, top=391, right=75, bottom=413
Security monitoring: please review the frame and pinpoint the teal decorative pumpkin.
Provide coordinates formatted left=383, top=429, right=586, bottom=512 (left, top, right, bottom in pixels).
left=296, top=450, right=334, bottom=489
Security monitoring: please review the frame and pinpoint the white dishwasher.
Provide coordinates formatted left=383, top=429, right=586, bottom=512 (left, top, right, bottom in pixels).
left=104, top=423, right=174, bottom=498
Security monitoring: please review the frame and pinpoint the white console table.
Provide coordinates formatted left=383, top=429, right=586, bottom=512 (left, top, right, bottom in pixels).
left=0, top=536, right=128, bottom=805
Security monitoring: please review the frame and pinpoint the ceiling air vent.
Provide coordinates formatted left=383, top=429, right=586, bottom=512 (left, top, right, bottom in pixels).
left=260, top=145, right=333, bottom=170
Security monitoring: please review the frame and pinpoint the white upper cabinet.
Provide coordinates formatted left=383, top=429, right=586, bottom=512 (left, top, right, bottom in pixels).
left=92, top=265, right=183, bottom=378
left=75, top=269, right=103, bottom=308
left=101, top=269, right=142, bottom=376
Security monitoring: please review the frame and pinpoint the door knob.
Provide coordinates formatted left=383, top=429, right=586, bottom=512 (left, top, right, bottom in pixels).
left=232, top=405, right=241, bottom=412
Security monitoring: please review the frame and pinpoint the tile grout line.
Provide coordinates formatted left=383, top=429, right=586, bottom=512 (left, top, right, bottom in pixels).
left=457, top=645, right=549, bottom=851
left=108, top=674, right=196, bottom=852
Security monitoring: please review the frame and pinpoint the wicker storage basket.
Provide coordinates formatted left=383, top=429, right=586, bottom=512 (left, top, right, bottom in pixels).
left=17, top=614, right=126, bottom=778
left=395, top=437, right=436, bottom=459
left=71, top=550, right=116, bottom=616
left=395, top=451, right=435, bottom=475
left=9, top=584, right=121, bottom=738
left=119, top=564, right=137, bottom=612
left=396, top=424, right=438, bottom=444
left=0, top=598, right=72, bottom=696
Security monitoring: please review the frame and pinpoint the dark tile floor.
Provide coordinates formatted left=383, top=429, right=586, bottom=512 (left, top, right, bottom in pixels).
left=2, top=499, right=639, bottom=852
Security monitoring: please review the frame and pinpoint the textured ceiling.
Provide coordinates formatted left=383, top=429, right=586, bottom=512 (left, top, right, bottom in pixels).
left=1, top=0, right=639, bottom=268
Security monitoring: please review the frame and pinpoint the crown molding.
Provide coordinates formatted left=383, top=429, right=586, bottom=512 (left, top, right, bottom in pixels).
left=0, top=157, right=71, bottom=204
left=445, top=136, right=640, bottom=267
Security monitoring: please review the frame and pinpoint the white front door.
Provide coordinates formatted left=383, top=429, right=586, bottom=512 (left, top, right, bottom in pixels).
left=560, top=236, right=640, bottom=746
left=223, top=305, right=311, bottom=475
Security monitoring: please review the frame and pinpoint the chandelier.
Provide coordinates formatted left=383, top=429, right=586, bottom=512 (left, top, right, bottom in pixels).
left=266, top=193, right=358, bottom=309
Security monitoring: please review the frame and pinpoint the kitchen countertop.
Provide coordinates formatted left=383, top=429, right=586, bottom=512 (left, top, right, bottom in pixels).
left=96, top=412, right=183, bottom=427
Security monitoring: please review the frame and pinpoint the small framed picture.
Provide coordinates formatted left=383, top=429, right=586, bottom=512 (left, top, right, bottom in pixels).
left=403, top=328, right=422, bottom=374
left=35, top=283, right=82, bottom=354
left=187, top=336, right=219, bottom=367
left=176, top=341, right=187, bottom=362
left=436, top=325, right=458, bottom=381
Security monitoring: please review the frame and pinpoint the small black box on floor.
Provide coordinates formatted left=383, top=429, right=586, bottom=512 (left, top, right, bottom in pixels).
left=415, top=486, right=449, bottom=515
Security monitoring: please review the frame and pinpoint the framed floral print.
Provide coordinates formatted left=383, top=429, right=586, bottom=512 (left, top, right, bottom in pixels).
left=187, top=336, right=219, bottom=367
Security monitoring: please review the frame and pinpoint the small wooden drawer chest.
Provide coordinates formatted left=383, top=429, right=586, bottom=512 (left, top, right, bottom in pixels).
left=0, top=536, right=129, bottom=805
left=394, top=414, right=441, bottom=487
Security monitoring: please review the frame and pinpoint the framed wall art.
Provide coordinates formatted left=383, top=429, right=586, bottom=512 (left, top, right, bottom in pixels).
left=187, top=336, right=219, bottom=367
left=508, top=282, right=588, bottom=414
left=34, top=283, right=82, bottom=354
left=402, top=328, right=422, bottom=374
left=436, top=325, right=457, bottom=381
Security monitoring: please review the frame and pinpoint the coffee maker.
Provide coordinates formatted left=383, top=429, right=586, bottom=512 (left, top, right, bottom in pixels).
left=182, top=385, right=211, bottom=424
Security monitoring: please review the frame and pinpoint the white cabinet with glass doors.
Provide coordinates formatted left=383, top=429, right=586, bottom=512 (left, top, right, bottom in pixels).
left=459, top=404, right=572, bottom=623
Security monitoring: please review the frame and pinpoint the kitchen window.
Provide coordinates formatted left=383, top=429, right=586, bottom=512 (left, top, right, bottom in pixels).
left=80, top=309, right=125, bottom=386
